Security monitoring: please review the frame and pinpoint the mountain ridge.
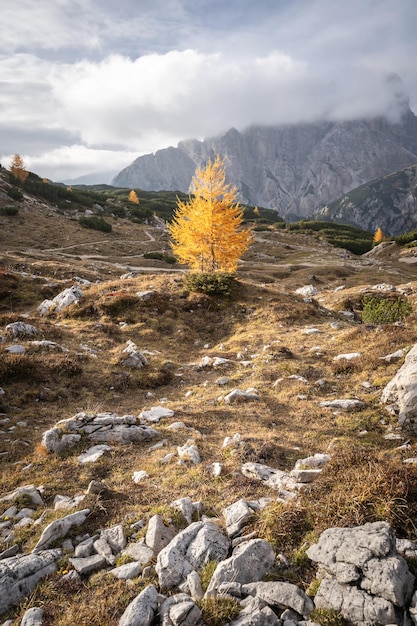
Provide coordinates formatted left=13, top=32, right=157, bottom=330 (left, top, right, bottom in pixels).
left=113, top=109, right=417, bottom=231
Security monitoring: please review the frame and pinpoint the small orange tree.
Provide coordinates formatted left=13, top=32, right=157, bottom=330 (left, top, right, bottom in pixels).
left=373, top=227, right=386, bottom=244
left=128, top=189, right=139, bottom=204
left=168, top=155, right=252, bottom=273
left=10, top=154, right=28, bottom=184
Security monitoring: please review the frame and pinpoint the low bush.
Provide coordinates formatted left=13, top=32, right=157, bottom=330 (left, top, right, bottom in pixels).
left=79, top=216, right=112, bottom=232
left=184, top=272, right=237, bottom=296
left=7, top=187, right=23, bottom=200
left=143, top=251, right=177, bottom=264
left=198, top=597, right=241, bottom=626
left=0, top=206, right=19, bottom=216
left=361, top=295, right=412, bottom=324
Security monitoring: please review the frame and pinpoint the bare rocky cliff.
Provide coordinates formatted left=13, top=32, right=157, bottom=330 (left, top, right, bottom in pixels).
left=112, top=109, right=417, bottom=225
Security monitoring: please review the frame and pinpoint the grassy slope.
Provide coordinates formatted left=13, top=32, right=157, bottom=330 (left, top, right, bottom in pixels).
left=1, top=173, right=417, bottom=623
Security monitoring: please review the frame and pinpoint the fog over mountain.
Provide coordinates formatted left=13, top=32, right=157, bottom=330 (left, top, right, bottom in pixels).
left=113, top=82, right=417, bottom=232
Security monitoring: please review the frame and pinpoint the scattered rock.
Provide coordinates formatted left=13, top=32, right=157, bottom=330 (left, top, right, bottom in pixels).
left=319, top=398, right=365, bottom=411
left=381, top=343, right=417, bottom=433
left=5, top=322, right=38, bottom=338
left=224, top=389, right=259, bottom=404
left=120, top=340, right=149, bottom=368
left=140, top=406, right=175, bottom=422
left=78, top=445, right=112, bottom=463
left=33, top=509, right=90, bottom=552
left=118, top=585, right=159, bottom=626
left=0, top=549, right=61, bottom=615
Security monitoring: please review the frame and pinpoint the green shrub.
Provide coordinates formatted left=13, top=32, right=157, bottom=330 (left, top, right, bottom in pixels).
left=143, top=251, right=177, bottom=264
left=361, top=295, right=412, bottom=324
left=7, top=187, right=23, bottom=200
left=79, top=216, right=112, bottom=232
left=253, top=225, right=270, bottom=232
left=184, top=272, right=236, bottom=296
left=0, top=206, right=19, bottom=216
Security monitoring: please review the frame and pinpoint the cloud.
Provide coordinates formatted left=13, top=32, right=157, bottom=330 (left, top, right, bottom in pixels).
left=50, top=50, right=411, bottom=148
left=1, top=145, right=138, bottom=182
left=1, top=0, right=417, bottom=180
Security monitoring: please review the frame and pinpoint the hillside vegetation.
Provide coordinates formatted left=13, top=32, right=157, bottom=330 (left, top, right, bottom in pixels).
left=1, top=166, right=417, bottom=623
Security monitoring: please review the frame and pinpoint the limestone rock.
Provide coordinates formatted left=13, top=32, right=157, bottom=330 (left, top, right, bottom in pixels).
left=314, top=578, right=396, bottom=625
left=318, top=399, right=365, bottom=411
left=111, top=561, right=143, bottom=579
left=33, top=509, right=90, bottom=552
left=118, top=584, right=159, bottom=626
left=20, top=607, right=44, bottom=626
left=224, top=389, right=259, bottom=404
left=205, top=539, right=275, bottom=597
left=242, top=581, right=314, bottom=617
left=120, top=340, right=148, bottom=368
left=381, top=343, right=417, bottom=433
left=140, top=406, right=175, bottom=422
left=0, top=549, right=61, bottom=615
left=69, top=554, right=106, bottom=575
left=38, top=285, right=83, bottom=315
left=146, top=515, right=177, bottom=555
left=156, top=522, right=204, bottom=590
left=159, top=593, right=202, bottom=626
left=5, top=322, right=38, bottom=338
left=223, top=499, right=254, bottom=537
left=78, top=445, right=111, bottom=463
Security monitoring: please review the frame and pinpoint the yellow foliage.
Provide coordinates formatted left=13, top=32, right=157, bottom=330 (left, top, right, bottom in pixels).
left=168, top=155, right=252, bottom=273
left=10, top=153, right=28, bottom=184
left=128, top=189, right=140, bottom=204
left=373, top=227, right=386, bottom=243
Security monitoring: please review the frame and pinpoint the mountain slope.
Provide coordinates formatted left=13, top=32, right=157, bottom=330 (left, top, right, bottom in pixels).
left=320, top=164, right=417, bottom=235
left=113, top=109, right=417, bottom=228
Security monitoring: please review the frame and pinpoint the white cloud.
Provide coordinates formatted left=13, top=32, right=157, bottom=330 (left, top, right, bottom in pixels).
left=1, top=0, right=417, bottom=180
left=0, top=145, right=138, bottom=182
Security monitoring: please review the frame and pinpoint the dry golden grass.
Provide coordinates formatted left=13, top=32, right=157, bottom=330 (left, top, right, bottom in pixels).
left=2, top=195, right=417, bottom=623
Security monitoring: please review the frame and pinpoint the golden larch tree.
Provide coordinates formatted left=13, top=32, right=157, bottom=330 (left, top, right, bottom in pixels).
left=10, top=153, right=28, bottom=184
left=168, top=155, right=252, bottom=273
left=128, top=189, right=140, bottom=204
left=373, top=227, right=386, bottom=244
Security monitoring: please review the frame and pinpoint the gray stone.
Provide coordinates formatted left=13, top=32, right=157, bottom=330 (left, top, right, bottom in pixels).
left=0, top=484, right=43, bottom=507
left=230, top=596, right=280, bottom=626
left=74, top=536, right=97, bottom=558
left=160, top=594, right=202, bottom=626
left=69, top=554, right=106, bottom=575
left=381, top=343, right=417, bottom=433
left=38, top=285, right=83, bottom=315
left=111, top=561, right=143, bottom=579
left=33, top=508, right=90, bottom=552
left=0, top=549, right=61, bottom=615
left=177, top=442, right=201, bottom=464
left=242, top=581, right=314, bottom=617
left=78, top=445, right=111, bottom=463
left=120, top=340, right=149, bottom=368
left=205, top=539, right=275, bottom=597
left=294, top=454, right=330, bottom=469
left=319, top=399, right=365, bottom=411
left=170, top=497, right=194, bottom=524
left=5, top=344, right=25, bottom=354
left=314, top=578, right=396, bottom=625
left=306, top=521, right=395, bottom=573
left=140, top=406, right=175, bottom=422
left=360, top=555, right=414, bottom=606
left=118, top=584, right=159, bottom=626
left=185, top=521, right=230, bottom=570
left=146, top=514, right=177, bottom=555
left=5, top=322, right=38, bottom=338
left=223, top=499, right=254, bottom=537
left=186, top=571, right=204, bottom=602
left=88, top=424, right=158, bottom=444
left=93, top=537, right=115, bottom=565
left=122, top=542, right=154, bottom=566
left=20, top=607, right=43, bottom=626
left=156, top=521, right=204, bottom=590
left=289, top=468, right=322, bottom=483
left=101, top=524, right=126, bottom=553
left=224, top=389, right=259, bottom=404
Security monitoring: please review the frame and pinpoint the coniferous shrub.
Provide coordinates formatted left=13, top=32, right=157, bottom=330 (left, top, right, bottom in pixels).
left=0, top=206, right=19, bottom=216
left=79, top=216, right=112, bottom=232
left=143, top=251, right=177, bottom=264
left=7, top=187, right=23, bottom=200
left=361, top=295, right=412, bottom=324
left=184, top=272, right=236, bottom=296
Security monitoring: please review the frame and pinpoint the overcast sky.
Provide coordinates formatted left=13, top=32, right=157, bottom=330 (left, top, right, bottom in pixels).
left=1, top=0, right=417, bottom=182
